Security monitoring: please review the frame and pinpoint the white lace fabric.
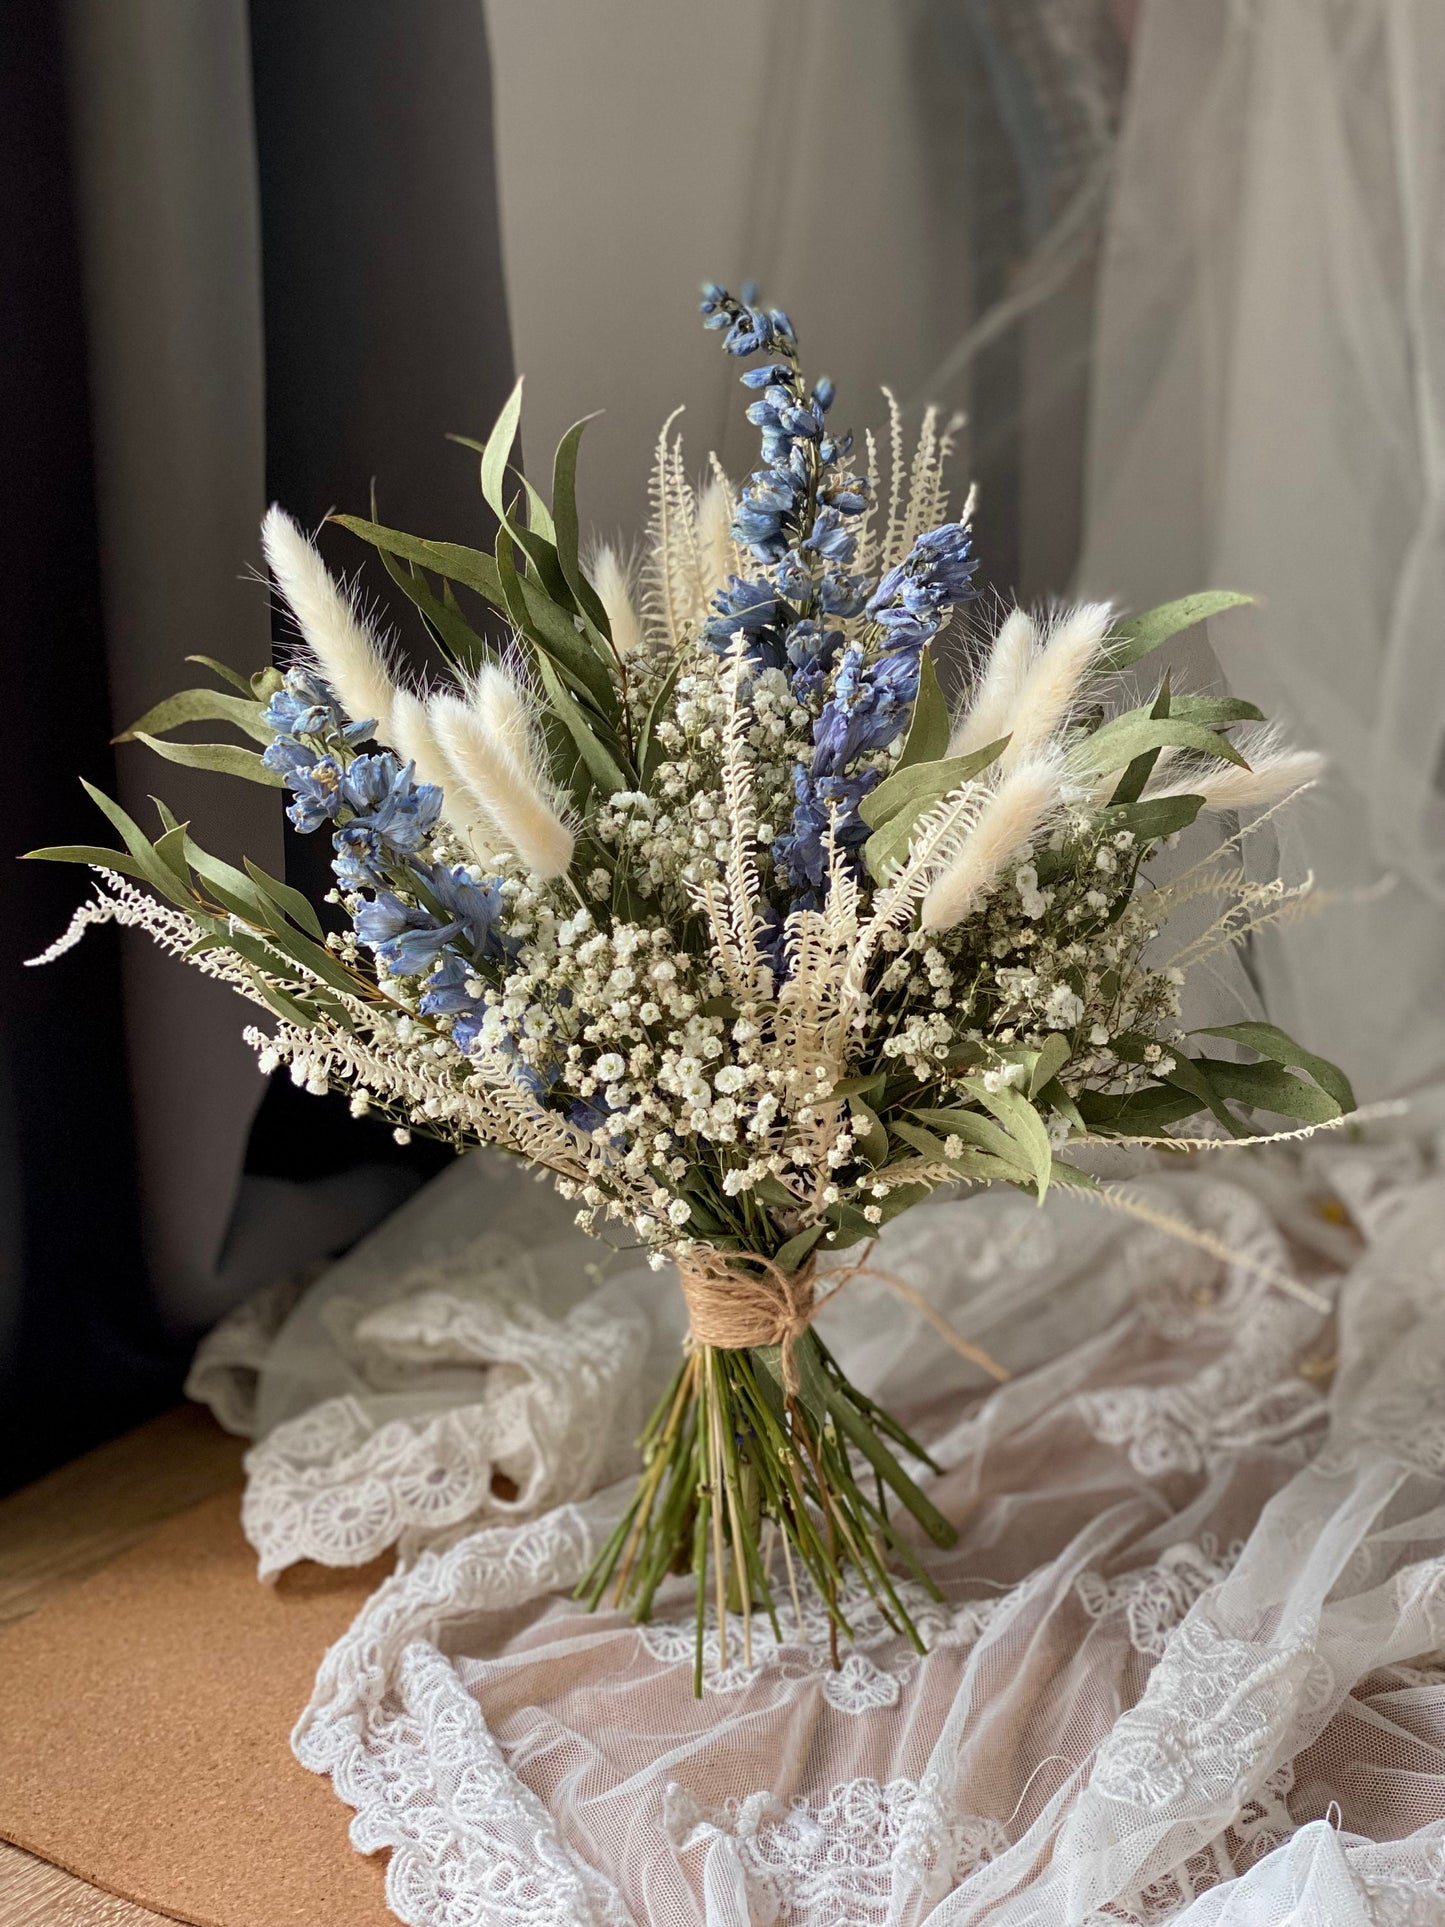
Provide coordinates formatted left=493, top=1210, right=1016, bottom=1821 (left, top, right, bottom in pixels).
left=186, top=1124, right=1445, bottom=1926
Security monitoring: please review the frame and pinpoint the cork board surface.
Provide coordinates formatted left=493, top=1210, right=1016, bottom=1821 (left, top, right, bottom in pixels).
left=0, top=1491, right=395, bottom=1927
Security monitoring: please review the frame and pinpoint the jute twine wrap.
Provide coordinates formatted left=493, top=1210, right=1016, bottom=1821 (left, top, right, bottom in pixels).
left=677, top=1252, right=820, bottom=1395
left=676, top=1243, right=1010, bottom=1396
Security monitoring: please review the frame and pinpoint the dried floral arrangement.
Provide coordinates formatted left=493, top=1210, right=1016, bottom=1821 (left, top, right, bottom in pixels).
left=29, top=283, right=1353, bottom=1681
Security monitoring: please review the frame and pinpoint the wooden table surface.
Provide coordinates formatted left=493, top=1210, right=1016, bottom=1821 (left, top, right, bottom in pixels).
left=0, top=1406, right=247, bottom=1926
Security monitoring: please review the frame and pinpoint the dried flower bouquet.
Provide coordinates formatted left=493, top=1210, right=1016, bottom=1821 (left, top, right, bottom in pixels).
left=29, top=283, right=1353, bottom=1678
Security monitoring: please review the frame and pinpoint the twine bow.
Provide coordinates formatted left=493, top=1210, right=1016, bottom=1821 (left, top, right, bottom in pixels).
left=676, top=1241, right=1009, bottom=1397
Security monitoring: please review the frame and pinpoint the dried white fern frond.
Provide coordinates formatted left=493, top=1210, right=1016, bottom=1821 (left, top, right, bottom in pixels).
left=25, top=871, right=273, bottom=1002
left=716, top=641, right=768, bottom=995
left=246, top=1020, right=592, bottom=1181
left=881, top=387, right=907, bottom=565
left=899, top=405, right=966, bottom=554
left=588, top=542, right=646, bottom=661
left=1070, top=1180, right=1329, bottom=1313
left=921, top=753, right=1066, bottom=931
left=1144, top=726, right=1325, bottom=814
left=860, top=391, right=969, bottom=579
left=640, top=409, right=701, bottom=650
left=951, top=609, right=1037, bottom=756
left=262, top=506, right=398, bottom=736
left=429, top=669, right=574, bottom=879
left=999, top=601, right=1113, bottom=768
left=1165, top=871, right=1318, bottom=972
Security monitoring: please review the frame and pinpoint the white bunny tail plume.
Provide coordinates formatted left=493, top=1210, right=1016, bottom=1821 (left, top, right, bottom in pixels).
left=589, top=543, right=645, bottom=660
left=921, top=754, right=1065, bottom=931
left=950, top=608, right=1037, bottom=755
left=1145, top=727, right=1325, bottom=814
left=695, top=471, right=737, bottom=595
left=429, top=667, right=574, bottom=879
left=387, top=688, right=462, bottom=799
left=998, top=601, right=1113, bottom=768
left=261, top=505, right=397, bottom=737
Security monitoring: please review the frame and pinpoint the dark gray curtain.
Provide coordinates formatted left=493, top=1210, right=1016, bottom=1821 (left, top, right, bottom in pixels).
left=1, top=0, right=514, bottom=1492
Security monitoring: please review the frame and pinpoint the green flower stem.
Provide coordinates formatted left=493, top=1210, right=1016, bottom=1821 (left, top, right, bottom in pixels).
left=577, top=1328, right=955, bottom=1692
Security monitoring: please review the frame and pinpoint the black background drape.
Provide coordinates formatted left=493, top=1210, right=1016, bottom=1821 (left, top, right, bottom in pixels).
left=2, top=0, right=514, bottom=1494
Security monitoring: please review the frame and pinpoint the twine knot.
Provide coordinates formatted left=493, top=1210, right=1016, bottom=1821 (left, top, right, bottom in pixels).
left=677, top=1251, right=818, bottom=1395
left=675, top=1240, right=1011, bottom=1396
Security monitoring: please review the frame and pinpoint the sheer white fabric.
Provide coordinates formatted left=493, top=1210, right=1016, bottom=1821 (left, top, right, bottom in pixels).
left=190, top=1122, right=1445, bottom=1925
left=1077, top=0, right=1445, bottom=1100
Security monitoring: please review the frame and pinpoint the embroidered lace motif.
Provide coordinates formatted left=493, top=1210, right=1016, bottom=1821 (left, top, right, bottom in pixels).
left=1084, top=1616, right=1333, bottom=1817
left=664, top=1775, right=1007, bottom=1926
left=242, top=1257, right=649, bottom=1579
left=1076, top=1540, right=1241, bottom=1658
left=635, top=1575, right=1007, bottom=1712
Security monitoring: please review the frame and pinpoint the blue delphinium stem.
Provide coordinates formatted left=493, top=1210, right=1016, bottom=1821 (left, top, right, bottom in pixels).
left=261, top=670, right=500, bottom=1054
left=698, top=284, right=977, bottom=895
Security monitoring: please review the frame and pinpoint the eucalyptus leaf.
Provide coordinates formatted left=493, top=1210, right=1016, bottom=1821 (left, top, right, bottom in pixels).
left=830, top=1073, right=887, bottom=1102
left=905, top=1108, right=1026, bottom=1170
left=78, top=781, right=197, bottom=908
left=153, top=823, right=191, bottom=880
left=1094, top=793, right=1206, bottom=841
left=1076, top=714, right=1248, bottom=777
left=960, top=1077, right=1054, bottom=1200
left=1108, top=670, right=1171, bottom=807
left=516, top=573, right=620, bottom=716
left=1165, top=694, right=1265, bottom=726
left=862, top=735, right=1009, bottom=880
left=1028, top=1033, right=1071, bottom=1097
left=1075, top=1083, right=1206, bottom=1132
left=242, top=856, right=326, bottom=940
left=133, top=734, right=287, bottom=787
left=639, top=654, right=685, bottom=781
left=1194, top=1021, right=1355, bottom=1114
left=372, top=542, right=493, bottom=673
left=333, top=515, right=506, bottom=604
left=1047, top=1161, right=1098, bottom=1191
left=1036, top=1077, right=1085, bottom=1137
left=534, top=652, right=630, bottom=794
left=1101, top=591, right=1254, bottom=671
left=891, top=1119, right=1030, bottom=1187
left=184, top=654, right=255, bottom=694
left=896, top=647, right=950, bottom=768
left=116, top=688, right=273, bottom=746
left=551, top=414, right=612, bottom=637
left=1190, top=1057, right=1343, bottom=1124
left=773, top=1224, right=826, bottom=1274
left=22, top=843, right=150, bottom=881
left=847, top=1095, right=889, bottom=1168
left=1162, top=1058, right=1252, bottom=1138
left=861, top=736, right=1010, bottom=833
left=245, top=970, right=323, bottom=1031
left=478, top=377, right=525, bottom=527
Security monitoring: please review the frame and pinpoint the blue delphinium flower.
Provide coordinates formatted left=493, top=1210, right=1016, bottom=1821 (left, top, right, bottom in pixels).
left=418, top=952, right=488, bottom=1052
left=697, top=284, right=871, bottom=679
left=281, top=756, right=345, bottom=834
left=418, top=862, right=508, bottom=959
left=353, top=890, right=460, bottom=977
left=699, top=284, right=981, bottom=898
left=774, top=520, right=977, bottom=889
left=339, top=753, right=443, bottom=856
left=262, top=669, right=378, bottom=834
